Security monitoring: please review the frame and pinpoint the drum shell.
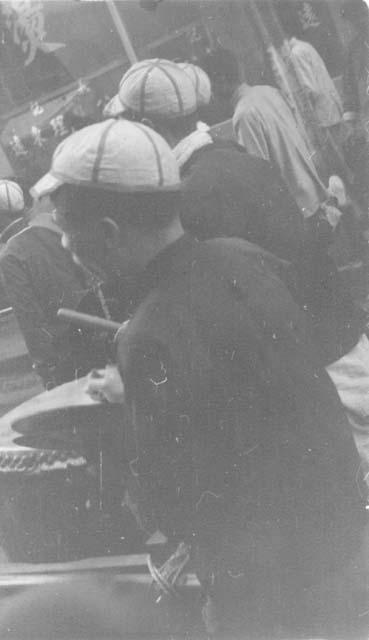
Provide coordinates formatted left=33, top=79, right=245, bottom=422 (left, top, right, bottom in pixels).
left=0, top=448, right=90, bottom=563
left=0, top=381, right=137, bottom=562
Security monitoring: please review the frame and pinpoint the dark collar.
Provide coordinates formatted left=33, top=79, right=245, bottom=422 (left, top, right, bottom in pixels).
left=135, top=233, right=197, bottom=302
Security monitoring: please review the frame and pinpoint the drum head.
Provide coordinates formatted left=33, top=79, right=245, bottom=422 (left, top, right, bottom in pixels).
left=12, top=403, right=122, bottom=437
left=0, top=377, right=125, bottom=455
left=13, top=432, right=84, bottom=452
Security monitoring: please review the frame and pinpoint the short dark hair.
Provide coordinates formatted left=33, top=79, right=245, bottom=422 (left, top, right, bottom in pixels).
left=119, top=110, right=199, bottom=140
left=198, top=47, right=240, bottom=90
left=52, top=183, right=181, bottom=231
left=148, top=112, right=199, bottom=138
left=275, top=0, right=304, bottom=39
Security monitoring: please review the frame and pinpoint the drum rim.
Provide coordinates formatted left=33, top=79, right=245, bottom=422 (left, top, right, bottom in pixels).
left=0, top=448, right=87, bottom=474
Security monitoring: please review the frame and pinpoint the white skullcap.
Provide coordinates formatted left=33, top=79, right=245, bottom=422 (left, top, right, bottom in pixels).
left=105, top=58, right=198, bottom=119
left=177, top=62, right=211, bottom=106
left=0, top=180, right=24, bottom=212
left=30, top=119, right=180, bottom=199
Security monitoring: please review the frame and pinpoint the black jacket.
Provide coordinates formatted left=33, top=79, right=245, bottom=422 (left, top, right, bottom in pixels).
left=180, top=140, right=364, bottom=364
left=117, top=235, right=364, bottom=610
left=180, top=139, right=306, bottom=264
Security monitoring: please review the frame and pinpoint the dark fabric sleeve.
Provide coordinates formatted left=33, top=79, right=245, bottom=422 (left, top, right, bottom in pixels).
left=120, top=337, right=195, bottom=540
left=0, top=253, right=59, bottom=372
left=259, top=161, right=300, bottom=219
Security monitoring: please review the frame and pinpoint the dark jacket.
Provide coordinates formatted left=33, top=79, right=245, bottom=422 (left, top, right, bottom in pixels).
left=0, top=225, right=90, bottom=386
left=180, top=139, right=306, bottom=264
left=117, top=235, right=364, bottom=626
left=180, top=139, right=364, bottom=364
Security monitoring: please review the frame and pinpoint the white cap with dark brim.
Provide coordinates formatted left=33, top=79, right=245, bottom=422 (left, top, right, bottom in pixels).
left=31, top=119, right=181, bottom=200
left=116, top=58, right=198, bottom=119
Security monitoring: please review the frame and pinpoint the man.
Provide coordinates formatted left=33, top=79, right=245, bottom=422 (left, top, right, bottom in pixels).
left=199, top=47, right=328, bottom=220
left=204, top=47, right=369, bottom=471
left=272, top=0, right=345, bottom=180
left=0, top=193, right=97, bottom=387
left=31, top=118, right=367, bottom=637
left=103, top=56, right=369, bottom=472
left=105, top=56, right=364, bottom=365
left=105, top=57, right=313, bottom=264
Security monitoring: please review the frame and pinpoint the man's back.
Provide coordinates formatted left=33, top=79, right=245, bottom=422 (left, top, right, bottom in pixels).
left=233, top=84, right=327, bottom=218
left=179, top=137, right=363, bottom=365
left=180, top=139, right=306, bottom=263
left=117, top=235, right=365, bottom=634
left=288, top=38, right=342, bottom=128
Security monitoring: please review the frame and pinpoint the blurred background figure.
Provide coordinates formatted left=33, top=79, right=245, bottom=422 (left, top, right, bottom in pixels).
left=0, top=179, right=27, bottom=244
left=341, top=0, right=369, bottom=216
left=0, top=192, right=108, bottom=388
left=0, top=179, right=28, bottom=309
left=200, top=46, right=328, bottom=221
left=272, top=0, right=345, bottom=182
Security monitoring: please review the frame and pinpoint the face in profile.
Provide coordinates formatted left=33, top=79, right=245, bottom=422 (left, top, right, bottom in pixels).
left=53, top=185, right=147, bottom=285
left=52, top=187, right=111, bottom=282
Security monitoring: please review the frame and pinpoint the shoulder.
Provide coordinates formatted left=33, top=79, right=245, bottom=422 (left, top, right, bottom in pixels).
left=203, top=237, right=290, bottom=277
left=0, top=225, right=44, bottom=256
left=234, top=85, right=281, bottom=120
left=3, top=225, right=31, bottom=247
left=290, top=37, right=314, bottom=56
left=184, top=140, right=269, bottom=180
left=292, top=38, right=331, bottom=75
left=0, top=228, right=65, bottom=274
left=0, top=228, right=31, bottom=264
left=233, top=85, right=256, bottom=115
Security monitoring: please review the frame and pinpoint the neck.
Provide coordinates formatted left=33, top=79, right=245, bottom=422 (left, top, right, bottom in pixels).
left=160, top=128, right=187, bottom=149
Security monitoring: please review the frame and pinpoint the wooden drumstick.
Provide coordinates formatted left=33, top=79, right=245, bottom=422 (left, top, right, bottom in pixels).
left=57, top=308, right=122, bottom=333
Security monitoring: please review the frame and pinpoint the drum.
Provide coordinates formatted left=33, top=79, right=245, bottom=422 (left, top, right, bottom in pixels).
left=0, top=377, right=135, bottom=563
left=0, top=429, right=88, bottom=563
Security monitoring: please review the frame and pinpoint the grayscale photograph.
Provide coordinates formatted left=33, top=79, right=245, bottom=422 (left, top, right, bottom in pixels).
left=0, top=0, right=368, bottom=638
